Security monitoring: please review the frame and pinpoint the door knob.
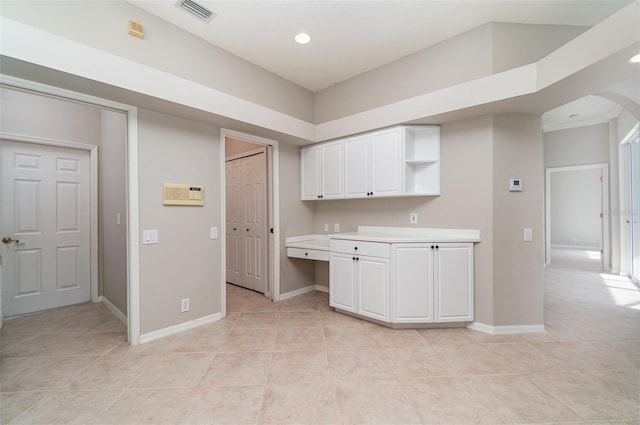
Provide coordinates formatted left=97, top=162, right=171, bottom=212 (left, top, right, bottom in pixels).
left=2, top=236, right=18, bottom=244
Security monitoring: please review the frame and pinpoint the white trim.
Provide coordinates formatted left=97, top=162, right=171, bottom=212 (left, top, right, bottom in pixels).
left=315, top=285, right=329, bottom=293
left=545, top=163, right=610, bottom=271
left=127, top=108, right=141, bottom=345
left=101, top=296, right=127, bottom=324
left=0, top=132, right=100, bottom=306
left=279, top=285, right=317, bottom=300
left=551, top=244, right=601, bottom=251
left=467, top=322, right=545, bottom=335
left=1, top=75, right=141, bottom=346
left=225, top=148, right=266, bottom=162
left=543, top=116, right=614, bottom=133
left=139, top=313, right=222, bottom=344
left=221, top=129, right=281, bottom=310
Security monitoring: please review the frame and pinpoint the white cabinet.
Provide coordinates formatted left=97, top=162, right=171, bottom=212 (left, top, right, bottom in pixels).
left=330, top=240, right=390, bottom=321
left=344, top=128, right=402, bottom=198
left=392, top=242, right=473, bottom=324
left=300, top=141, right=344, bottom=200
left=330, top=238, right=473, bottom=326
left=433, top=243, right=474, bottom=322
left=301, top=125, right=439, bottom=200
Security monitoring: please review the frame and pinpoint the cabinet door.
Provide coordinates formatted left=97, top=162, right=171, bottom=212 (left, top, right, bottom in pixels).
left=393, top=244, right=433, bottom=323
left=321, top=141, right=344, bottom=199
left=330, top=253, right=357, bottom=313
left=300, top=146, right=320, bottom=200
left=357, top=256, right=389, bottom=321
left=371, top=128, right=402, bottom=197
left=344, top=135, right=370, bottom=198
left=434, top=243, right=473, bottom=322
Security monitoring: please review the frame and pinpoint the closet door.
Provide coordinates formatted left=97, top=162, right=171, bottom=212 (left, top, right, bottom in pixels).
left=225, top=160, right=242, bottom=286
left=241, top=151, right=268, bottom=293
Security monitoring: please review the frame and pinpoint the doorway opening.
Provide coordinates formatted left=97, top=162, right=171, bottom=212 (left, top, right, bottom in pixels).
left=221, top=130, right=280, bottom=317
left=545, top=163, right=610, bottom=271
left=619, top=124, right=640, bottom=287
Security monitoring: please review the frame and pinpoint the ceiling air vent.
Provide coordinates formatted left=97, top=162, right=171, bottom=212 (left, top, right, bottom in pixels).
left=176, top=0, right=216, bottom=23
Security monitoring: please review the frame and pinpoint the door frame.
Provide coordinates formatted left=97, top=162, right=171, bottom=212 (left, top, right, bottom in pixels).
left=0, top=134, right=98, bottom=311
left=545, top=163, right=610, bottom=270
left=0, top=75, right=141, bottom=344
left=220, top=129, right=280, bottom=318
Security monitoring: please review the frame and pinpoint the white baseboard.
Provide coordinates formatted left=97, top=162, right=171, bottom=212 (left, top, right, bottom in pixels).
left=101, top=296, right=127, bottom=324
left=279, top=284, right=329, bottom=300
left=551, top=244, right=600, bottom=251
left=467, top=322, right=545, bottom=335
left=279, top=285, right=316, bottom=300
left=139, top=313, right=222, bottom=344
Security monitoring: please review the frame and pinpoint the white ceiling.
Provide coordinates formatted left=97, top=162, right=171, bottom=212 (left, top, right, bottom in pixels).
left=129, top=0, right=633, bottom=93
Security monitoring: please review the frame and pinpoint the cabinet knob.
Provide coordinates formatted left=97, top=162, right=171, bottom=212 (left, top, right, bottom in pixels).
left=354, top=246, right=358, bottom=251
left=430, top=245, right=434, bottom=249
left=305, top=252, right=308, bottom=256
left=436, top=245, right=439, bottom=249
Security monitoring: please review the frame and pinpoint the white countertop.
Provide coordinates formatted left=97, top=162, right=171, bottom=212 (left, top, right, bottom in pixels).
left=286, top=227, right=481, bottom=248
left=285, top=235, right=330, bottom=251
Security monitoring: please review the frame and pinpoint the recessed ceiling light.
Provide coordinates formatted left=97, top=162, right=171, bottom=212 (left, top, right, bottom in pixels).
left=294, top=32, right=311, bottom=45
left=629, top=52, right=640, bottom=63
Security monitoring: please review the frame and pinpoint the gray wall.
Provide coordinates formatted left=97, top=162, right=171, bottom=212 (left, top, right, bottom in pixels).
left=0, top=87, right=128, bottom=315
left=314, top=23, right=586, bottom=124
left=1, top=0, right=314, bottom=123
left=137, top=109, right=222, bottom=334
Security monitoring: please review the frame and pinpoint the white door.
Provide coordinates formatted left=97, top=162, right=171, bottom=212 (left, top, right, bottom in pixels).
left=434, top=243, right=473, bottom=322
left=225, top=160, right=242, bottom=286
left=344, top=135, right=370, bottom=198
left=300, top=146, right=320, bottom=200
left=357, top=256, right=389, bottom=321
left=320, top=141, right=344, bottom=199
left=393, top=244, right=433, bottom=323
left=1, top=140, right=91, bottom=317
left=329, top=253, right=357, bottom=313
left=371, top=128, right=402, bottom=197
left=241, top=151, right=268, bottom=293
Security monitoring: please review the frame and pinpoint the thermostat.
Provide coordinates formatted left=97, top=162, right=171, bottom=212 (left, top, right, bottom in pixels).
left=163, top=183, right=204, bottom=206
left=509, top=178, right=523, bottom=192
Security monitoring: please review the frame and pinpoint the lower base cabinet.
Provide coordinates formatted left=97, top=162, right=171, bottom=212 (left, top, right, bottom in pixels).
left=330, top=240, right=473, bottom=325
left=393, top=243, right=473, bottom=323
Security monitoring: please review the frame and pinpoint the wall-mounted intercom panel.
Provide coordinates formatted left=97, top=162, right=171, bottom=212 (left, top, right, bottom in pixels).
left=163, top=183, right=204, bottom=206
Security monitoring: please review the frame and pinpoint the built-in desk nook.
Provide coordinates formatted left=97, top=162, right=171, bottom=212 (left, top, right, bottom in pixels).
left=287, top=226, right=481, bottom=327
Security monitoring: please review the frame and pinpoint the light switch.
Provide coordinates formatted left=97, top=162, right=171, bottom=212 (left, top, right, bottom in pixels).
left=143, top=229, right=158, bottom=244
left=210, top=227, right=218, bottom=239
left=523, top=228, right=533, bottom=242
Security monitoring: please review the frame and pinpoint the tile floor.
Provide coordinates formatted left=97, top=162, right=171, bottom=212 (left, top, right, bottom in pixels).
left=1, top=250, right=638, bottom=424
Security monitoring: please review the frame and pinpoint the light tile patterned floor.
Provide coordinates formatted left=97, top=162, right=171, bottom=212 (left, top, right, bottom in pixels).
left=1, top=250, right=638, bottom=424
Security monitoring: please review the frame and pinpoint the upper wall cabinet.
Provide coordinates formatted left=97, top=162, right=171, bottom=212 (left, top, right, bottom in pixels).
left=301, top=125, right=440, bottom=200
left=301, top=140, right=344, bottom=200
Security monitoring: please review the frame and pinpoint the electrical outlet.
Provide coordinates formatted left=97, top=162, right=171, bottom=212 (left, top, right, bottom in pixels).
left=181, top=298, right=190, bottom=312
left=523, top=228, right=533, bottom=242
left=410, top=212, right=418, bottom=224
left=334, top=223, right=340, bottom=232
left=324, top=223, right=329, bottom=232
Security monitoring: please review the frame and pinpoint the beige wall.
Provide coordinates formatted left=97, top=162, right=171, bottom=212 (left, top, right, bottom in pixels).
left=100, top=110, right=128, bottom=314
left=314, top=23, right=586, bottom=124
left=1, top=0, right=314, bottom=123
left=544, top=123, right=610, bottom=168
left=313, top=115, right=545, bottom=327
left=0, top=88, right=128, bottom=315
left=492, top=115, right=544, bottom=326
left=314, top=116, right=497, bottom=325
left=279, top=142, right=317, bottom=294
left=137, top=109, right=222, bottom=334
